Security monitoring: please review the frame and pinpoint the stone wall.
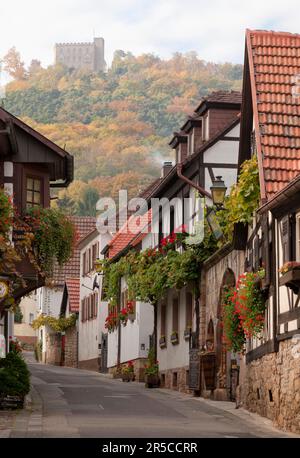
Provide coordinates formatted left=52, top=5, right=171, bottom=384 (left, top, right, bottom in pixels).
left=45, top=332, right=61, bottom=365
left=44, top=327, right=78, bottom=368
left=64, top=327, right=78, bottom=368
left=159, top=366, right=191, bottom=394
left=240, top=336, right=300, bottom=434
left=78, top=358, right=100, bottom=371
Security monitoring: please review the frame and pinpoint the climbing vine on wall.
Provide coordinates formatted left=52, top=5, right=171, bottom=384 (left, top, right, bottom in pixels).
left=219, top=155, right=260, bottom=240
left=31, top=313, right=77, bottom=332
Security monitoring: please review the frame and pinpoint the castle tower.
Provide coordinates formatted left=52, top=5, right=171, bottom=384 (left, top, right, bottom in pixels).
left=54, top=37, right=106, bottom=72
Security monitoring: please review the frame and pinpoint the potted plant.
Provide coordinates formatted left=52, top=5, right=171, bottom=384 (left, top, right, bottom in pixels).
left=121, top=360, right=135, bottom=382
left=0, top=351, right=30, bottom=409
left=170, top=330, right=179, bottom=345
left=279, top=262, right=300, bottom=294
left=159, top=335, right=166, bottom=348
left=144, top=347, right=160, bottom=388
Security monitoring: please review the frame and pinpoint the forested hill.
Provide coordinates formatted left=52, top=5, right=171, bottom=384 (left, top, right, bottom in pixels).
left=3, top=49, right=243, bottom=215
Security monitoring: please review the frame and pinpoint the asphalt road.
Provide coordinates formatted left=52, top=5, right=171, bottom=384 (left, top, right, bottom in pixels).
left=13, top=357, right=294, bottom=438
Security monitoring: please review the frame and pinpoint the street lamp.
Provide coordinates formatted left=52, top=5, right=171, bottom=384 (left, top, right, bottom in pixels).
left=210, top=176, right=227, bottom=208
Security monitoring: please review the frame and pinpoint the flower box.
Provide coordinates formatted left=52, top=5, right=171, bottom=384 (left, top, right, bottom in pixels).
left=145, top=374, right=160, bottom=388
left=170, top=331, right=179, bottom=345
left=0, top=395, right=24, bottom=410
left=183, top=328, right=191, bottom=340
left=279, top=268, right=300, bottom=294
left=159, top=336, right=166, bottom=348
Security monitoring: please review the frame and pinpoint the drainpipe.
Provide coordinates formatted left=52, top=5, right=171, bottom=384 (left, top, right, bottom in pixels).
left=117, top=277, right=121, bottom=367
left=176, top=163, right=212, bottom=199
left=153, top=301, right=158, bottom=362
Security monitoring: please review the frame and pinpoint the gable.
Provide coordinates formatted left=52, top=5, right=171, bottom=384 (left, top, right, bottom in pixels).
left=246, top=29, right=300, bottom=201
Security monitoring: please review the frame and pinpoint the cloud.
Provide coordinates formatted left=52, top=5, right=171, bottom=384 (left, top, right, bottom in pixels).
left=0, top=0, right=299, bottom=70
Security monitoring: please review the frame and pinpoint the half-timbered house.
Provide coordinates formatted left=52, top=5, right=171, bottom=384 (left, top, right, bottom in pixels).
left=0, top=107, right=73, bottom=355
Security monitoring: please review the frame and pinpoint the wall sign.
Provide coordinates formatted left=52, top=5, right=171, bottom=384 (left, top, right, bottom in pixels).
left=0, top=280, right=9, bottom=300
left=189, top=348, right=201, bottom=390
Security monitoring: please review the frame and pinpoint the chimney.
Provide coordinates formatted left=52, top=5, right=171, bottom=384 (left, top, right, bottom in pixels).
left=161, top=161, right=173, bottom=178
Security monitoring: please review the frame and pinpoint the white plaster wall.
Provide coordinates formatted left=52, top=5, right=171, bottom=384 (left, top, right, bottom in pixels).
left=107, top=301, right=154, bottom=367
left=224, top=124, right=240, bottom=137
left=107, top=329, right=118, bottom=367
left=205, top=167, right=237, bottom=197
left=37, top=287, right=63, bottom=317
left=14, top=293, right=38, bottom=338
left=138, top=302, right=154, bottom=357
left=157, top=288, right=190, bottom=371
left=79, top=231, right=107, bottom=363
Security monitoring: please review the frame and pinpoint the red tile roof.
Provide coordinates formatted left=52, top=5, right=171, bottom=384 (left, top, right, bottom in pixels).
left=247, top=29, right=300, bottom=200
left=108, top=210, right=152, bottom=259
left=65, top=278, right=80, bottom=313
left=52, top=216, right=96, bottom=285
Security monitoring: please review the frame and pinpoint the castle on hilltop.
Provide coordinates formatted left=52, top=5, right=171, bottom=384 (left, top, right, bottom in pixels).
left=54, top=37, right=106, bottom=72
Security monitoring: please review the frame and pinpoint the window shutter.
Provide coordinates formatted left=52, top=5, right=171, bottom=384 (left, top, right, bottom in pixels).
left=281, top=215, right=290, bottom=263
left=261, top=215, right=270, bottom=285
left=254, top=236, right=259, bottom=271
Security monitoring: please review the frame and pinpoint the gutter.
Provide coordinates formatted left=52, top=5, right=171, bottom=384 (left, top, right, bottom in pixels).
left=176, top=163, right=212, bottom=199
left=257, top=176, right=300, bottom=215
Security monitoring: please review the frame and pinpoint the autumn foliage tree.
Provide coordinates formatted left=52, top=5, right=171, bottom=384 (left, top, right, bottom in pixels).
left=2, top=48, right=243, bottom=215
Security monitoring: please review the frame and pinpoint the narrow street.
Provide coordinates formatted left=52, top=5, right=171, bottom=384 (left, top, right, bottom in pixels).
left=3, top=353, right=296, bottom=438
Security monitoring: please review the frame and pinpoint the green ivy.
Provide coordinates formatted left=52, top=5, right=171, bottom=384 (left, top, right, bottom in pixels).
left=31, top=313, right=77, bottom=332
left=24, top=207, right=77, bottom=276
left=219, top=155, right=260, bottom=240
left=103, top=231, right=217, bottom=307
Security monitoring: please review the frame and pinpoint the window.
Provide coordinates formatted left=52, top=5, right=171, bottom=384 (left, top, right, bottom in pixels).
left=202, top=114, right=209, bottom=141
left=29, top=313, right=34, bottom=324
left=186, top=292, right=193, bottom=329
left=26, top=177, right=41, bottom=209
left=94, top=292, right=98, bottom=318
left=172, top=372, right=178, bottom=388
left=89, top=296, right=92, bottom=320
left=83, top=253, right=87, bottom=276
left=88, top=249, right=92, bottom=273
left=172, top=295, right=179, bottom=333
left=81, top=299, right=85, bottom=322
left=92, top=244, right=98, bottom=269
left=296, top=213, right=300, bottom=261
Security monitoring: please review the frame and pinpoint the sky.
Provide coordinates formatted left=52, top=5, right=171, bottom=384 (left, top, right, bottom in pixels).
left=0, top=0, right=299, bottom=71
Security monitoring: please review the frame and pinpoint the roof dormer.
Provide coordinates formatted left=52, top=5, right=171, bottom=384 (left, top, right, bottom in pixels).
left=195, top=91, right=241, bottom=141
left=169, top=131, right=188, bottom=164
